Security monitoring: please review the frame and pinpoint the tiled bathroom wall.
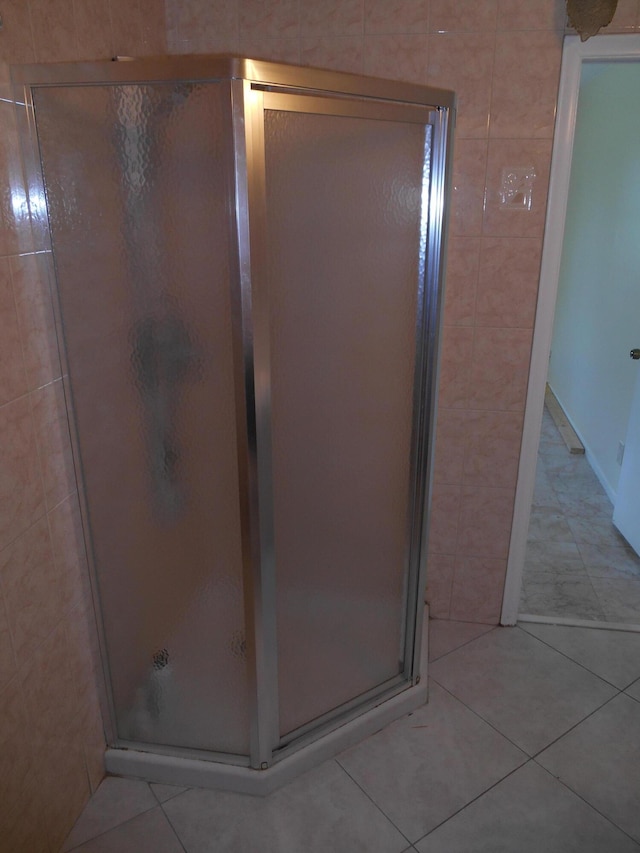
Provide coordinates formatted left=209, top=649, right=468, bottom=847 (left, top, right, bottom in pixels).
left=0, top=4, right=166, bottom=850
left=162, top=0, right=640, bottom=626
left=2, top=1, right=640, bottom=850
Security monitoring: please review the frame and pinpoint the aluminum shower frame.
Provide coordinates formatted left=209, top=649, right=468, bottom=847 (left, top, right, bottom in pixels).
left=11, top=55, right=455, bottom=794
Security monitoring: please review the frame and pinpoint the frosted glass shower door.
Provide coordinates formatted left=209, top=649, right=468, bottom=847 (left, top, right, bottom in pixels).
left=32, top=81, right=251, bottom=755
left=255, top=94, right=433, bottom=738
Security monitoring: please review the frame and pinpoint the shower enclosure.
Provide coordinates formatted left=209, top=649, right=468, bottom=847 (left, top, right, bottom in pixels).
left=13, top=57, right=454, bottom=793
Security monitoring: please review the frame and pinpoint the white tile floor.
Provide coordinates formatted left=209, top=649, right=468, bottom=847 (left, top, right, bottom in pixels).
left=62, top=619, right=640, bottom=852
left=520, top=407, right=640, bottom=623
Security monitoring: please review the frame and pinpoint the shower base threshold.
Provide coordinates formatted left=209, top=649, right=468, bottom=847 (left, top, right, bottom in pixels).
left=105, top=678, right=428, bottom=796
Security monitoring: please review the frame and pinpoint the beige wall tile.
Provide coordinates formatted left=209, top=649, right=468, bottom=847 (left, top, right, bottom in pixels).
left=0, top=100, right=33, bottom=258
left=429, top=483, right=462, bottom=554
left=138, top=0, right=168, bottom=54
left=498, top=0, right=566, bottom=31
left=430, top=0, right=498, bottom=32
left=0, top=675, right=37, bottom=818
left=166, top=0, right=238, bottom=53
left=365, top=0, right=429, bottom=34
left=300, top=35, right=364, bottom=73
left=0, top=516, right=61, bottom=666
left=74, top=0, right=115, bottom=59
left=38, top=734, right=92, bottom=852
left=0, top=257, right=27, bottom=406
left=20, top=622, right=79, bottom=746
left=239, top=0, right=300, bottom=38
left=239, top=36, right=301, bottom=63
left=0, top=0, right=36, bottom=64
left=0, top=772, right=49, bottom=853
left=363, top=33, right=429, bottom=81
left=10, top=253, right=61, bottom=391
left=433, top=408, right=467, bottom=485
left=0, top=395, right=46, bottom=552
left=31, top=378, right=75, bottom=510
left=425, top=552, right=454, bottom=618
left=490, top=30, right=562, bottom=139
left=475, top=236, right=542, bottom=328
left=450, top=555, right=508, bottom=622
left=443, top=236, right=480, bottom=326
left=458, top=485, right=515, bottom=559
left=49, top=493, right=90, bottom=616
left=30, top=0, right=79, bottom=62
left=438, top=326, right=474, bottom=409
left=65, top=602, right=103, bottom=716
left=450, top=139, right=488, bottom=236
left=299, top=0, right=364, bottom=36
left=428, top=32, right=495, bottom=137
left=0, top=589, right=16, bottom=690
left=462, top=409, right=524, bottom=489
left=469, top=326, right=533, bottom=411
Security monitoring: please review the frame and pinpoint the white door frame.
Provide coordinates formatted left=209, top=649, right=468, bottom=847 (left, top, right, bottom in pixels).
left=500, top=33, right=640, bottom=626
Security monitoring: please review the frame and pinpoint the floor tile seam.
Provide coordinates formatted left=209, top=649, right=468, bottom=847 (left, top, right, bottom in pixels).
left=515, top=624, right=637, bottom=690
left=158, top=799, right=189, bottom=853
left=426, top=675, right=531, bottom=758
left=430, top=651, right=620, bottom=760
left=530, top=758, right=640, bottom=849
left=333, top=758, right=413, bottom=848
left=64, top=798, right=161, bottom=852
left=427, top=624, right=498, bottom=663
left=150, top=785, right=191, bottom=807
left=529, top=689, right=624, bottom=763
left=411, top=758, right=536, bottom=847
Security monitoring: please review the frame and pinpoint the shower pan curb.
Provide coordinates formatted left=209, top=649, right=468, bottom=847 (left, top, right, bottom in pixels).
left=105, top=678, right=428, bottom=796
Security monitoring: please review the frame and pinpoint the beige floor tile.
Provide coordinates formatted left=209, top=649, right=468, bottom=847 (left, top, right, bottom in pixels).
left=537, top=694, right=640, bottom=844
left=62, top=777, right=157, bottom=851
left=162, top=760, right=407, bottom=853
left=429, top=626, right=616, bottom=755
left=415, top=761, right=640, bottom=853
left=626, top=678, right=640, bottom=702
left=428, top=619, right=495, bottom=661
left=150, top=782, right=188, bottom=804
left=337, top=680, right=526, bottom=842
left=65, top=807, right=184, bottom=853
left=520, top=622, right=640, bottom=688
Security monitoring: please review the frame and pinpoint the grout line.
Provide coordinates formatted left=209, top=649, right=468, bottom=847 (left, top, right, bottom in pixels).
left=517, top=622, right=640, bottom=690
left=159, top=798, right=189, bottom=853
left=427, top=622, right=497, bottom=662
left=64, top=794, right=159, bottom=852
left=427, top=675, right=531, bottom=759
left=531, top=760, right=640, bottom=848
left=429, top=625, right=623, bottom=760
left=333, top=758, right=413, bottom=847
left=529, top=690, right=623, bottom=762
left=413, top=758, right=534, bottom=846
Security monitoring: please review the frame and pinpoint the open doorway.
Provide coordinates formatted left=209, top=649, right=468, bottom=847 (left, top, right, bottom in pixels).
left=502, top=34, right=640, bottom=630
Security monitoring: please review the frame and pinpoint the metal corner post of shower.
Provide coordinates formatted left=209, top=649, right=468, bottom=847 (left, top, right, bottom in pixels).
left=11, top=56, right=455, bottom=794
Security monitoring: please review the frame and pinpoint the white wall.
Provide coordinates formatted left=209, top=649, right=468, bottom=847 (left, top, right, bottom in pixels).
left=548, top=61, right=640, bottom=499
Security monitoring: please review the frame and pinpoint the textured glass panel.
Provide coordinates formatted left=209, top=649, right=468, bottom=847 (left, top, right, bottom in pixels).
left=34, top=82, right=250, bottom=754
left=264, top=108, right=428, bottom=736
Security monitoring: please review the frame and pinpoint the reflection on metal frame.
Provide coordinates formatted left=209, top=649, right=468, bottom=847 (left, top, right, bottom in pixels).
left=240, top=79, right=282, bottom=770
left=13, top=55, right=455, bottom=793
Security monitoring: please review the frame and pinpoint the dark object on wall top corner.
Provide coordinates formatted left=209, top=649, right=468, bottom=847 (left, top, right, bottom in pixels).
left=566, top=0, right=619, bottom=41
